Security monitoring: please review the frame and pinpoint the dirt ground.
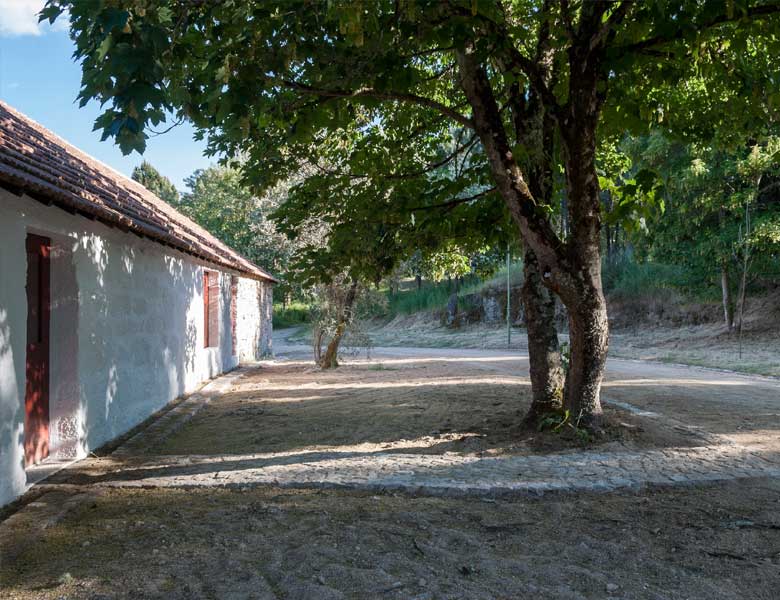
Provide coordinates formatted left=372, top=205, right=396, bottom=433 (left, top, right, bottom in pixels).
left=1, top=340, right=779, bottom=599
left=152, top=360, right=695, bottom=458
left=2, top=480, right=779, bottom=599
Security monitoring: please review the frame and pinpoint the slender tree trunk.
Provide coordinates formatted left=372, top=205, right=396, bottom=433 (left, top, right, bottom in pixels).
left=604, top=190, right=613, bottom=264
left=416, top=274, right=422, bottom=291
left=319, top=281, right=358, bottom=369
left=721, top=261, right=734, bottom=330
left=560, top=194, right=568, bottom=239
left=521, top=242, right=564, bottom=422
left=736, top=193, right=754, bottom=358
left=313, top=326, right=325, bottom=363
left=736, top=255, right=749, bottom=358
left=319, top=322, right=346, bottom=369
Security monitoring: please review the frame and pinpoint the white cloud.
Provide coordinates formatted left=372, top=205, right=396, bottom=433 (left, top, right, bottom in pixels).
left=0, top=0, right=68, bottom=37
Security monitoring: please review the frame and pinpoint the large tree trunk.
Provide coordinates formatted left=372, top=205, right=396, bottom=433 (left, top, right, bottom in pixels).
left=495, top=24, right=566, bottom=425
left=721, top=261, right=734, bottom=330
left=557, top=110, right=609, bottom=427
left=521, top=243, right=564, bottom=422
left=457, top=37, right=609, bottom=428
left=564, top=289, right=609, bottom=424
left=319, top=281, right=358, bottom=369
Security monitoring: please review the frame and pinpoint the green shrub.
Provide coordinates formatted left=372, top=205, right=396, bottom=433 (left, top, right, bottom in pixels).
left=602, top=258, right=687, bottom=299
left=385, top=261, right=523, bottom=317
left=273, top=302, right=311, bottom=328
left=386, top=280, right=485, bottom=316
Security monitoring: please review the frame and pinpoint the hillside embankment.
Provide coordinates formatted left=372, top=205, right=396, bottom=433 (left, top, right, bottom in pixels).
left=362, top=287, right=780, bottom=378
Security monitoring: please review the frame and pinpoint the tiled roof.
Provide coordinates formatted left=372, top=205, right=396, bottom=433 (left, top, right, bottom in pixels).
left=0, top=101, right=276, bottom=282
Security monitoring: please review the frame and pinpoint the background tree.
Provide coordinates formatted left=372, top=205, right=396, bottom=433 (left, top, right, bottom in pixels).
left=623, top=135, right=780, bottom=331
left=131, top=160, right=179, bottom=205
left=178, top=165, right=310, bottom=301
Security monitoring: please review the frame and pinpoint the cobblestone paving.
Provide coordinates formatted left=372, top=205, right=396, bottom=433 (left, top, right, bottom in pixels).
left=98, top=438, right=780, bottom=498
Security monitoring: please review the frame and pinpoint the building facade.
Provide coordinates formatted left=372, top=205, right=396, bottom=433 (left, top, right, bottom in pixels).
left=0, top=102, right=275, bottom=506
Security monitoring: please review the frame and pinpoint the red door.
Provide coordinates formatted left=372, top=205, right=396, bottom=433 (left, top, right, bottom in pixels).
left=25, top=234, right=51, bottom=467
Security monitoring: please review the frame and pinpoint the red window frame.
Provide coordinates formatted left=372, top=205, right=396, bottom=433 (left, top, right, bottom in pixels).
left=230, top=276, right=238, bottom=356
left=203, top=272, right=210, bottom=348
left=203, top=271, right=219, bottom=348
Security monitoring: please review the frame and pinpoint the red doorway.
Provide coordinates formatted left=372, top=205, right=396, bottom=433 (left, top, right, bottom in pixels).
left=25, top=233, right=51, bottom=467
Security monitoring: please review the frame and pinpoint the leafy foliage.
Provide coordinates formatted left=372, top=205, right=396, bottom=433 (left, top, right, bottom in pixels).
left=49, top=0, right=780, bottom=293
left=624, top=133, right=780, bottom=290
left=536, top=408, right=591, bottom=443
left=177, top=164, right=314, bottom=298
left=131, top=161, right=179, bottom=205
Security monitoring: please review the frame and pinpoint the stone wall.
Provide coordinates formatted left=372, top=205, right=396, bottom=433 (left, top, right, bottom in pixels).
left=443, top=285, right=526, bottom=328
left=235, top=278, right=273, bottom=361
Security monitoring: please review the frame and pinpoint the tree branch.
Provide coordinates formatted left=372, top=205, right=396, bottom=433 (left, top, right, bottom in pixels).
left=502, top=46, right=562, bottom=120
left=304, top=134, right=478, bottom=182
left=558, top=0, right=576, bottom=41
left=456, top=45, right=566, bottom=274
left=614, top=2, right=780, bottom=55
left=589, top=0, right=634, bottom=52
left=410, top=186, right=496, bottom=211
left=385, top=134, right=478, bottom=181
left=278, top=79, right=474, bottom=129
left=443, top=1, right=563, bottom=118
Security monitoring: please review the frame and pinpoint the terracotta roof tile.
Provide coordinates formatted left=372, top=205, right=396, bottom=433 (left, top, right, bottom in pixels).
left=0, top=101, right=277, bottom=283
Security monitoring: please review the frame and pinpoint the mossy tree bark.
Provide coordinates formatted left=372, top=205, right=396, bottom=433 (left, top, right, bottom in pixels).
left=522, top=244, right=564, bottom=422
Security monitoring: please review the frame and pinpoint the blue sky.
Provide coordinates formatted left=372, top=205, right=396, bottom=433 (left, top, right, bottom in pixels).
left=0, top=2, right=213, bottom=191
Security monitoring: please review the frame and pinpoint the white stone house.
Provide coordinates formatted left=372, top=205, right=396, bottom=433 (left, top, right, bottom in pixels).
left=0, top=102, right=276, bottom=507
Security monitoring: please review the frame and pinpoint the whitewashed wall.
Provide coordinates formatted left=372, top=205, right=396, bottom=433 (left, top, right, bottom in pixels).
left=0, top=190, right=272, bottom=506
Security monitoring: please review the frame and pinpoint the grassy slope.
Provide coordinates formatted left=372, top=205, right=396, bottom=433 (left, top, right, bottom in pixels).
left=362, top=263, right=780, bottom=378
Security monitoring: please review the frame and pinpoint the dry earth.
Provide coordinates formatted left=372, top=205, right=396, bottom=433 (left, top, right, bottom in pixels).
left=2, top=481, right=780, bottom=600
left=1, top=334, right=779, bottom=599
left=151, top=360, right=694, bottom=458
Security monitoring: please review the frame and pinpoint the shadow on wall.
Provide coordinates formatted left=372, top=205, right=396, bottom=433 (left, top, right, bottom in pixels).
left=35, top=228, right=205, bottom=477
left=0, top=307, right=25, bottom=502
left=49, top=236, right=81, bottom=459
left=164, top=254, right=200, bottom=390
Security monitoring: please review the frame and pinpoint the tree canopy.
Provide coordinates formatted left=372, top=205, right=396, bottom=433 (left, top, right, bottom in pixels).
left=46, top=0, right=780, bottom=424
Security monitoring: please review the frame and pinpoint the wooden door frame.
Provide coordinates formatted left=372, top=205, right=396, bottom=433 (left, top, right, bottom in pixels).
left=24, top=233, right=51, bottom=467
